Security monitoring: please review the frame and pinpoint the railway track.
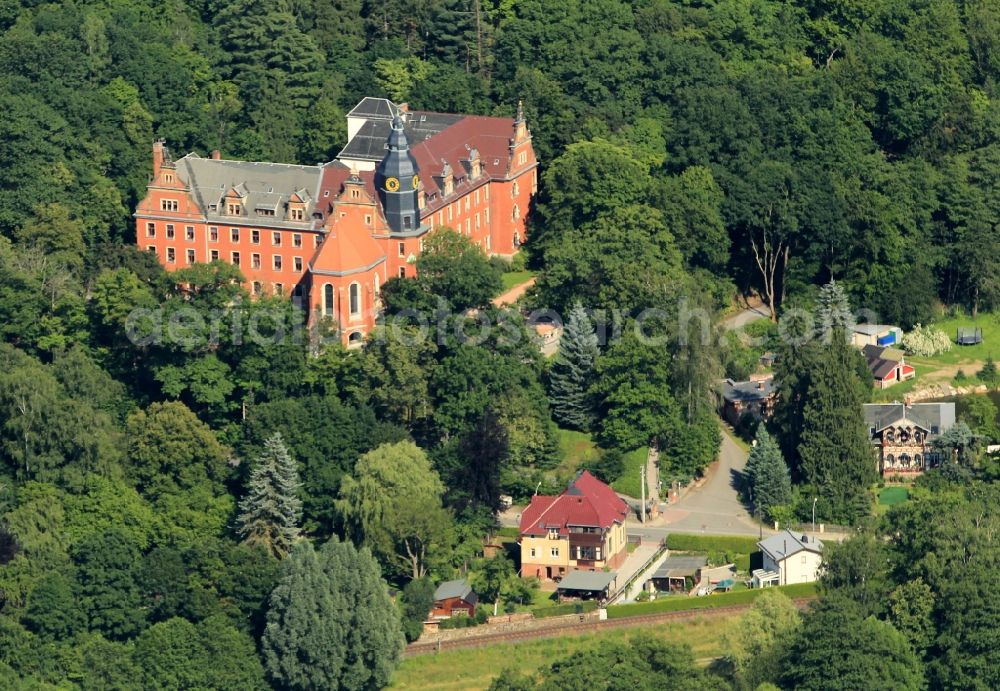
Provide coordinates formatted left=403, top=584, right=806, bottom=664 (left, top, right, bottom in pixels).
left=404, top=597, right=815, bottom=657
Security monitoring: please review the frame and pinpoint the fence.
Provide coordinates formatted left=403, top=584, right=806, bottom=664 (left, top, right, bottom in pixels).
left=607, top=538, right=667, bottom=604
left=783, top=522, right=855, bottom=536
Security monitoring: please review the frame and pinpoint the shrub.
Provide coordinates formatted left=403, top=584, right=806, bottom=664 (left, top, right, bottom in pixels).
left=978, top=357, right=998, bottom=387
left=489, top=255, right=511, bottom=273
left=955, top=369, right=967, bottom=382
left=666, top=534, right=759, bottom=554
left=509, top=251, right=527, bottom=272
left=902, top=324, right=952, bottom=357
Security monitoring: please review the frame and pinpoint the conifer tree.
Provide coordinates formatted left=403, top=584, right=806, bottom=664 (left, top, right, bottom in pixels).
left=261, top=538, right=404, bottom=690
left=237, top=432, right=302, bottom=559
left=745, top=428, right=792, bottom=522
left=798, top=336, right=876, bottom=523
left=816, top=280, right=854, bottom=342
left=548, top=303, right=599, bottom=430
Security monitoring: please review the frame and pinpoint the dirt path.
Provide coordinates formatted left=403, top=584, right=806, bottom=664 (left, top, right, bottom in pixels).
left=910, top=359, right=986, bottom=383
left=492, top=277, right=536, bottom=307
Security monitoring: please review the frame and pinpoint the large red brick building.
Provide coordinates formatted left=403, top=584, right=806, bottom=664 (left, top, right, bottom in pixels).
left=134, top=98, right=537, bottom=344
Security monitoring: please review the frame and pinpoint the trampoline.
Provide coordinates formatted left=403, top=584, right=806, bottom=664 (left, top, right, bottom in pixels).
left=957, top=327, right=983, bottom=346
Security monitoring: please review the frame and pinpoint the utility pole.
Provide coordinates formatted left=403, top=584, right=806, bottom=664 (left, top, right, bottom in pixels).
left=812, top=497, right=818, bottom=534
left=640, top=464, right=646, bottom=524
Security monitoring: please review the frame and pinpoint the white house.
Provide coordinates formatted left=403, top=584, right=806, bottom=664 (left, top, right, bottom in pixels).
left=757, top=530, right=824, bottom=585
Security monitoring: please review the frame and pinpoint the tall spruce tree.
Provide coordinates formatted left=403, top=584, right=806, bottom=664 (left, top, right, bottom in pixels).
left=547, top=303, right=599, bottom=430
left=798, top=334, right=876, bottom=523
left=261, top=537, right=404, bottom=690
left=815, top=280, right=854, bottom=341
left=745, top=427, right=792, bottom=522
left=237, top=432, right=302, bottom=559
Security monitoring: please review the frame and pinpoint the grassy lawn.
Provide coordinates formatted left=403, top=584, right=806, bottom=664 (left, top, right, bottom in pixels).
left=875, top=486, right=910, bottom=516
left=870, top=364, right=929, bottom=402
left=391, top=614, right=738, bottom=690
left=879, top=487, right=910, bottom=506
left=611, top=447, right=648, bottom=499
left=607, top=582, right=817, bottom=619
left=554, top=428, right=600, bottom=481
left=501, top=270, right=535, bottom=291
left=918, top=313, right=1000, bottom=366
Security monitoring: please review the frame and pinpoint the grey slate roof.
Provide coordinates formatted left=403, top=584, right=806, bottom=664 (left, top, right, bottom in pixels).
left=651, top=555, right=708, bottom=580
left=862, top=344, right=905, bottom=380
left=339, top=111, right=464, bottom=162
left=174, top=155, right=323, bottom=229
left=758, top=530, right=823, bottom=563
left=433, top=578, right=477, bottom=603
left=721, top=377, right=775, bottom=404
left=853, top=323, right=898, bottom=336
left=347, top=97, right=397, bottom=119
left=863, top=402, right=956, bottom=434
left=556, top=569, right=617, bottom=592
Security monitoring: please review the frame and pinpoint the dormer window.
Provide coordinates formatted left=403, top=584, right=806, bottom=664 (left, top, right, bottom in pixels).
left=289, top=208, right=304, bottom=221
left=468, top=147, right=483, bottom=180
left=442, top=161, right=454, bottom=196
left=227, top=202, right=241, bottom=215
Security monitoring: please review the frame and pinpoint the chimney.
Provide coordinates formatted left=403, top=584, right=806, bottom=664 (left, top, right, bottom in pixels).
left=152, top=139, right=166, bottom=179
left=211, top=149, right=221, bottom=160
left=397, top=102, right=409, bottom=113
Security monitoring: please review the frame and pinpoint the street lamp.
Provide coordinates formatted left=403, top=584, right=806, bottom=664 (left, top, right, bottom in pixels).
left=812, top=497, right=818, bottom=534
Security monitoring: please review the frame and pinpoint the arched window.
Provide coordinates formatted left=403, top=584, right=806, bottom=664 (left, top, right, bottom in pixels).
left=513, top=231, right=521, bottom=248
left=348, top=331, right=363, bottom=345
left=349, top=282, right=360, bottom=316
left=323, top=284, right=333, bottom=317
left=512, top=181, right=519, bottom=198
left=886, top=454, right=895, bottom=465
left=512, top=205, right=520, bottom=222
left=373, top=273, right=380, bottom=297
left=914, top=454, right=922, bottom=467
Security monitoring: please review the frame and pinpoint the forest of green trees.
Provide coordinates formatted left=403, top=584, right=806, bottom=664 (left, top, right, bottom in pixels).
left=1, top=0, right=1000, bottom=688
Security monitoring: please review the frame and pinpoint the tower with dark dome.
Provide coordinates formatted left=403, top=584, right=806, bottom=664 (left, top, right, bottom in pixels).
left=375, top=113, right=420, bottom=232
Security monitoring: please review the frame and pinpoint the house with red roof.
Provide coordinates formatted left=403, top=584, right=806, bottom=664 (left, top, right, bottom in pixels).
left=518, top=471, right=630, bottom=581
left=134, top=98, right=537, bottom=346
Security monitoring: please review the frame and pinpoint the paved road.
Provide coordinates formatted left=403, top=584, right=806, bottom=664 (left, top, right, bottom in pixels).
left=629, top=428, right=768, bottom=539
left=721, top=304, right=771, bottom=331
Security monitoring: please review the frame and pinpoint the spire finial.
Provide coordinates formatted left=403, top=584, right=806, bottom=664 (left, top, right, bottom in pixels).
left=516, top=100, right=524, bottom=123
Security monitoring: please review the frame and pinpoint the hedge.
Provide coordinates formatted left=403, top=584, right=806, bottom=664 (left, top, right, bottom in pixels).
left=605, top=582, right=817, bottom=619
left=533, top=600, right=599, bottom=619
left=665, top=533, right=760, bottom=554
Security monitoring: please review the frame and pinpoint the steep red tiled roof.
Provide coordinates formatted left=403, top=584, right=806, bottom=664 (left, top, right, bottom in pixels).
left=410, top=115, right=515, bottom=215
left=310, top=163, right=385, bottom=274
left=519, top=471, right=629, bottom=537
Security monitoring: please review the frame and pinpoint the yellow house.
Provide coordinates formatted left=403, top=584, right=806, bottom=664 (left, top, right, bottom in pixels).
left=519, top=471, right=629, bottom=580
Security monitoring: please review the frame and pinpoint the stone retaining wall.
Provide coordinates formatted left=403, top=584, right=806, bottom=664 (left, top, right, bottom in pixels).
left=417, top=610, right=601, bottom=643
left=904, top=383, right=989, bottom=403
